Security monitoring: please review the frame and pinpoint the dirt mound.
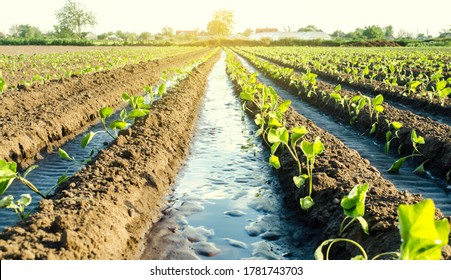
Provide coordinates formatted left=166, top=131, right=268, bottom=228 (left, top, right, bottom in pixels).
left=0, top=51, right=221, bottom=260
left=0, top=49, right=211, bottom=169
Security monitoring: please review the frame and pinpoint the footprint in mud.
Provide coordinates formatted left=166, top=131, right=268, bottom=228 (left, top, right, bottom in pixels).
left=182, top=225, right=221, bottom=257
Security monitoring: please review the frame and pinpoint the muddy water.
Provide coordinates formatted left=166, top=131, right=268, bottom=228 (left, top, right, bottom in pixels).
left=0, top=72, right=191, bottom=232
left=0, top=118, right=113, bottom=232
left=139, top=53, right=311, bottom=260
left=236, top=55, right=451, bottom=216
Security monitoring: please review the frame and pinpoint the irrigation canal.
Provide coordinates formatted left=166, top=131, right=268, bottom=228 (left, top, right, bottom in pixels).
left=140, top=53, right=309, bottom=260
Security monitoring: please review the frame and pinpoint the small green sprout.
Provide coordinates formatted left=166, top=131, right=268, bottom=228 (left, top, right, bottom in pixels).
left=340, top=183, right=370, bottom=235
left=0, top=194, right=32, bottom=220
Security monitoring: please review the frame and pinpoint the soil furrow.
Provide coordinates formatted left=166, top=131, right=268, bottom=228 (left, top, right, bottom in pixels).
left=235, top=50, right=451, bottom=181
left=226, top=52, right=451, bottom=259
left=0, top=50, right=221, bottom=260
left=0, top=48, right=211, bottom=169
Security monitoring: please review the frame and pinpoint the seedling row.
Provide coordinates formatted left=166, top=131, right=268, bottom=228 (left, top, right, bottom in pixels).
left=233, top=48, right=451, bottom=182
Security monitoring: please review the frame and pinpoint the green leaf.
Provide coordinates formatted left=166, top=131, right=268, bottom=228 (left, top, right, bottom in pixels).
left=330, top=92, right=342, bottom=101
left=388, top=156, right=407, bottom=172
left=0, top=195, right=14, bottom=208
left=277, top=100, right=291, bottom=113
left=370, top=123, right=377, bottom=134
left=58, top=148, right=73, bottom=161
left=293, top=175, right=307, bottom=188
left=16, top=194, right=32, bottom=207
left=267, top=117, right=282, bottom=128
left=120, top=109, right=127, bottom=121
left=356, top=216, right=370, bottom=235
left=270, top=143, right=280, bottom=155
left=410, top=130, right=425, bottom=145
left=240, top=86, right=254, bottom=101
left=351, top=95, right=361, bottom=103
left=23, top=165, right=38, bottom=179
left=269, top=155, right=281, bottom=169
left=109, top=120, right=128, bottom=130
left=254, top=114, right=265, bottom=126
left=0, top=76, right=6, bottom=92
left=314, top=239, right=332, bottom=260
left=99, top=107, right=113, bottom=119
left=81, top=131, right=96, bottom=149
left=301, top=137, right=325, bottom=158
left=351, top=255, right=366, bottom=260
left=391, top=121, right=403, bottom=130
left=374, top=104, right=384, bottom=113
left=158, top=83, right=166, bottom=96
left=340, top=183, right=369, bottom=218
left=398, top=199, right=450, bottom=260
left=313, top=137, right=325, bottom=155
left=0, top=160, right=17, bottom=195
left=413, top=160, right=428, bottom=175
left=121, top=92, right=131, bottom=101
left=372, top=94, right=384, bottom=106
left=290, top=126, right=308, bottom=147
left=128, top=109, right=150, bottom=119
left=300, top=196, right=314, bottom=210
left=57, top=174, right=69, bottom=185
left=436, top=80, right=447, bottom=91
left=267, top=127, right=289, bottom=145
left=385, top=131, right=392, bottom=143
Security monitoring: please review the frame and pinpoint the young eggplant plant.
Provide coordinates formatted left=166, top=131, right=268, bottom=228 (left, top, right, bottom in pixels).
left=299, top=136, right=325, bottom=210
left=339, top=183, right=370, bottom=235
left=0, top=194, right=32, bottom=221
left=388, top=129, right=426, bottom=173
left=315, top=198, right=449, bottom=260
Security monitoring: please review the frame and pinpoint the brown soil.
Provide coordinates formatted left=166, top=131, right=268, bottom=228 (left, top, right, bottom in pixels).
left=226, top=52, right=451, bottom=260
left=0, top=45, right=159, bottom=55
left=237, top=50, right=451, bottom=181
left=0, top=48, right=211, bottom=169
left=0, top=50, right=221, bottom=260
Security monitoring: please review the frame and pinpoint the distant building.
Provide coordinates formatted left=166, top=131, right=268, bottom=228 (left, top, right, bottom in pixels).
left=107, top=34, right=123, bottom=41
left=439, top=32, right=451, bottom=39
left=255, top=28, right=278, bottom=34
left=249, top=31, right=332, bottom=41
left=85, top=32, right=97, bottom=40
left=176, top=30, right=198, bottom=36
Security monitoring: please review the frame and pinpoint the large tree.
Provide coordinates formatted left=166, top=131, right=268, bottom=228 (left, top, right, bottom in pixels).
left=362, top=25, right=385, bottom=39
left=55, top=0, right=96, bottom=39
left=9, top=24, right=42, bottom=38
left=207, top=10, right=234, bottom=36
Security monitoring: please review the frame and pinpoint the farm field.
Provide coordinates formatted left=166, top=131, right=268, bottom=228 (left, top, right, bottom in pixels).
left=0, top=46, right=450, bottom=260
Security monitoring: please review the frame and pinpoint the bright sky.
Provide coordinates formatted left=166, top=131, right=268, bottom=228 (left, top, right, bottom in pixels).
left=1, top=0, right=450, bottom=37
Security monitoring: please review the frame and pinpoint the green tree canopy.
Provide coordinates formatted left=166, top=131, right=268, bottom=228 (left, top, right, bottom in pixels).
left=362, top=25, right=385, bottom=39
left=55, top=0, right=96, bottom=39
left=9, top=24, right=42, bottom=38
left=207, top=10, right=234, bottom=36
left=298, top=25, right=321, bottom=32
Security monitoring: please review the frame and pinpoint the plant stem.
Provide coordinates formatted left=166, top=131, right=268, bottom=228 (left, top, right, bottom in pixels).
left=325, top=238, right=368, bottom=260
left=16, top=176, right=46, bottom=198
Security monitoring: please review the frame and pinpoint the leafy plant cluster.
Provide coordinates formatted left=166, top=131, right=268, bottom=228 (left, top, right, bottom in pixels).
left=316, top=183, right=450, bottom=260
left=239, top=46, right=450, bottom=106
left=0, top=46, right=202, bottom=93
left=225, top=49, right=450, bottom=260
left=234, top=48, right=431, bottom=175
left=0, top=49, right=219, bottom=221
left=225, top=49, right=325, bottom=210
